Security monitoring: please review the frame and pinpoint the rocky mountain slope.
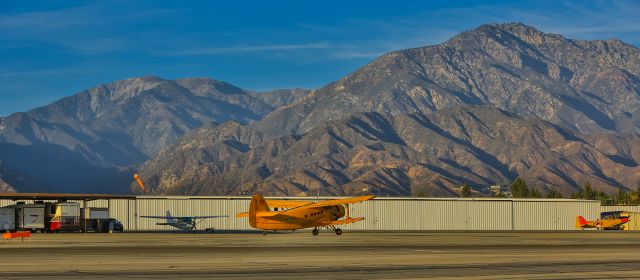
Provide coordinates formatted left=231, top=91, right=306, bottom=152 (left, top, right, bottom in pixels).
left=256, top=23, right=640, bottom=137
left=0, top=77, right=308, bottom=192
left=4, top=22, right=640, bottom=196
left=136, top=23, right=640, bottom=196
left=0, top=162, right=47, bottom=193
left=137, top=106, right=640, bottom=196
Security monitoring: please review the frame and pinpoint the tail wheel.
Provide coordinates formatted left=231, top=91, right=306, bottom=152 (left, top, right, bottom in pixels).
left=334, top=228, right=342, bottom=235
left=312, top=228, right=319, bottom=235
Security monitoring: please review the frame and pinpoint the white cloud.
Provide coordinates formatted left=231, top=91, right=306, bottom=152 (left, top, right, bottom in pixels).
left=0, top=2, right=174, bottom=54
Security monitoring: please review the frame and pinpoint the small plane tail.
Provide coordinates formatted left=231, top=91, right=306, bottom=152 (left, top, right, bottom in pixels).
left=576, top=215, right=588, bottom=228
left=249, top=193, right=270, bottom=228
left=166, top=210, right=172, bottom=223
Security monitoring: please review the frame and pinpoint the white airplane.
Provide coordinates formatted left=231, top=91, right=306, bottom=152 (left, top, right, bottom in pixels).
left=141, top=210, right=228, bottom=232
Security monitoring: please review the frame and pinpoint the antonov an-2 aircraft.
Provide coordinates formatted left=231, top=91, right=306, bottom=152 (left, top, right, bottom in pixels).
left=141, top=210, right=228, bottom=232
left=237, top=193, right=375, bottom=235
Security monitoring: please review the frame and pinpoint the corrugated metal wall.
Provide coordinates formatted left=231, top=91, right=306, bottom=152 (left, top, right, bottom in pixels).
left=107, top=197, right=603, bottom=231
left=600, top=205, right=640, bottom=213
left=0, top=197, right=603, bottom=231
left=513, top=201, right=600, bottom=230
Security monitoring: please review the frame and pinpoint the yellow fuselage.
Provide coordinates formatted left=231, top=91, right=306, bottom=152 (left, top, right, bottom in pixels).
left=254, top=205, right=345, bottom=230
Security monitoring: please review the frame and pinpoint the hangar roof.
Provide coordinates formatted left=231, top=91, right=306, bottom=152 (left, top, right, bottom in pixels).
left=0, top=193, right=135, bottom=200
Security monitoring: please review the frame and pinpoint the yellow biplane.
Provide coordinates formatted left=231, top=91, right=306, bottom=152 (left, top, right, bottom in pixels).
left=237, top=193, right=374, bottom=235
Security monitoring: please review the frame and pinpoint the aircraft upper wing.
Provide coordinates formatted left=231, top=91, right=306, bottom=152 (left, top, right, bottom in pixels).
left=299, top=195, right=375, bottom=209
left=191, top=216, right=228, bottom=219
left=140, top=215, right=228, bottom=219
left=265, top=200, right=313, bottom=209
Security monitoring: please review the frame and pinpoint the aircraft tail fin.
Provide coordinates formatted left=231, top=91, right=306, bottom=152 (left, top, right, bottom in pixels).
left=249, top=193, right=270, bottom=228
left=576, top=215, right=588, bottom=228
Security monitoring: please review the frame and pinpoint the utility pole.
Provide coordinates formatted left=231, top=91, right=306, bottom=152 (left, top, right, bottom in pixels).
left=241, top=174, right=244, bottom=195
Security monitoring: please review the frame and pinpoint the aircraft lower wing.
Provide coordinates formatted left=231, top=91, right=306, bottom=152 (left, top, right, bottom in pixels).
left=235, top=212, right=288, bottom=220
left=330, top=217, right=365, bottom=225
left=258, top=213, right=292, bottom=221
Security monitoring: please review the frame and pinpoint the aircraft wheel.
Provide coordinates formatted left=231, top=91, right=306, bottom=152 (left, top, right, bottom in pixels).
left=262, top=231, right=267, bottom=235
left=335, top=228, right=342, bottom=235
left=312, top=228, right=319, bottom=236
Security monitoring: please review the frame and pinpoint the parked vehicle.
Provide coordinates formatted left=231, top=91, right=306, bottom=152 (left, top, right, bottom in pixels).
left=0, top=208, right=16, bottom=232
left=109, top=218, right=124, bottom=233
left=78, top=208, right=123, bottom=233
left=49, top=202, right=81, bottom=232
left=14, top=204, right=46, bottom=233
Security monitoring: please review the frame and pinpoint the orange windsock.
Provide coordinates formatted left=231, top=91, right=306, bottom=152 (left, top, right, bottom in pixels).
left=134, top=173, right=146, bottom=191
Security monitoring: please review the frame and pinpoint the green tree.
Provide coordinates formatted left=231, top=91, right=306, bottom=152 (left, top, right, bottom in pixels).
left=529, top=188, right=542, bottom=198
left=616, top=189, right=631, bottom=205
left=492, top=191, right=507, bottom=198
left=509, top=177, right=530, bottom=197
left=597, top=191, right=613, bottom=205
left=415, top=189, right=427, bottom=198
left=460, top=184, right=471, bottom=197
left=583, top=182, right=596, bottom=200
left=570, top=182, right=616, bottom=205
left=630, top=187, right=640, bottom=205
left=546, top=189, right=563, bottom=198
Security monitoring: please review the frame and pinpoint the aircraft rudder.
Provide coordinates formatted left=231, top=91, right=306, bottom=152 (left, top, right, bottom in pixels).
left=249, top=193, right=270, bottom=228
left=251, top=193, right=270, bottom=212
left=576, top=215, right=587, bottom=228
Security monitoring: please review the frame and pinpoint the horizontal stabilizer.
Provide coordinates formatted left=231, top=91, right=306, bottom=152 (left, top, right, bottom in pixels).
left=236, top=212, right=249, bottom=218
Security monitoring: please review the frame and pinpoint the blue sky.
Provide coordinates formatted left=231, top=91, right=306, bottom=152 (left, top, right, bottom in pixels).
left=1, top=0, right=640, bottom=116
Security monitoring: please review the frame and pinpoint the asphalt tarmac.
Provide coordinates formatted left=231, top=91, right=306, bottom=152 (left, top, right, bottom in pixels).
left=2, top=231, right=640, bottom=279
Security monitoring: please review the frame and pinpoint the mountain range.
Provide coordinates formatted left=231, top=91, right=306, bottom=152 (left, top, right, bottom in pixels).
left=2, top=23, right=640, bottom=196
left=0, top=77, right=307, bottom=193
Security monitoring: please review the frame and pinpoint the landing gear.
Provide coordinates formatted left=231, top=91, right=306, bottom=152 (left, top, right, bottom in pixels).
left=327, top=225, right=342, bottom=235
left=312, top=228, right=319, bottom=236
left=262, top=231, right=268, bottom=235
